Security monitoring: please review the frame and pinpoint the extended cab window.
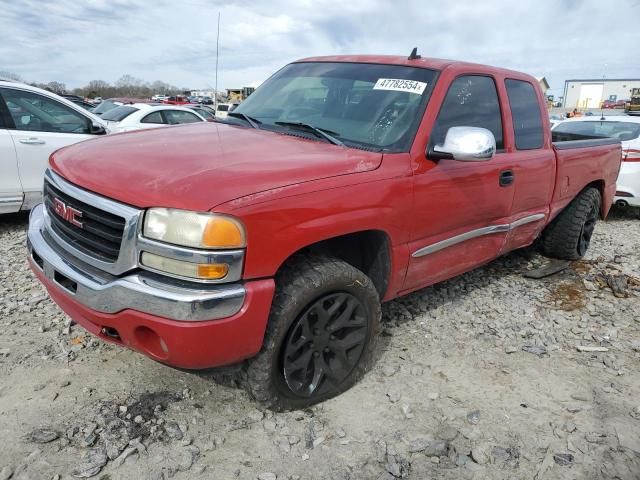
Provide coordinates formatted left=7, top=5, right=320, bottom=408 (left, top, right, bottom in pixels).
left=1, top=88, right=90, bottom=134
left=431, top=76, right=504, bottom=150
left=231, top=62, right=438, bottom=152
left=505, top=79, right=543, bottom=149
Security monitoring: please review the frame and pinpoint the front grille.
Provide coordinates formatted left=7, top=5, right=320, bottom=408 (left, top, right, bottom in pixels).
left=631, top=98, right=640, bottom=106
left=44, top=180, right=125, bottom=262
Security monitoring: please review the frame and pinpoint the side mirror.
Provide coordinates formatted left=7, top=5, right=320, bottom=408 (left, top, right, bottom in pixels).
left=431, top=126, right=496, bottom=162
left=89, top=122, right=107, bottom=135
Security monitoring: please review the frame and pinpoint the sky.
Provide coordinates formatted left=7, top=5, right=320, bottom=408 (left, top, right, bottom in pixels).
left=1, top=0, right=640, bottom=97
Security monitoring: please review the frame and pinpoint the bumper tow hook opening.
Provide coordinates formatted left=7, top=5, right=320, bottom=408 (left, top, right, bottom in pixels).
left=101, top=327, right=121, bottom=340
left=54, top=271, right=77, bottom=293
left=32, top=251, right=44, bottom=270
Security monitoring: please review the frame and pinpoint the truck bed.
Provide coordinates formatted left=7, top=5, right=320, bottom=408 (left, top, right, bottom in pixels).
left=550, top=134, right=622, bottom=220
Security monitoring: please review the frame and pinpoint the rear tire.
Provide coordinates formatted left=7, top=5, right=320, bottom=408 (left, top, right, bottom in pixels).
left=541, top=187, right=601, bottom=260
left=240, top=254, right=381, bottom=411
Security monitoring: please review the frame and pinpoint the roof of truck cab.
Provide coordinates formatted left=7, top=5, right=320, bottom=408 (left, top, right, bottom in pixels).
left=295, top=55, right=532, bottom=79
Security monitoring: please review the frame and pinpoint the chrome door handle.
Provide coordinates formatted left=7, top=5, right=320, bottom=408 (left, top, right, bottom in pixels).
left=19, top=138, right=46, bottom=145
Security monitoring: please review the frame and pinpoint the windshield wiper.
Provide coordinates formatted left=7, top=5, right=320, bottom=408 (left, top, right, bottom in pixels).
left=227, top=111, right=261, bottom=129
left=275, top=121, right=344, bottom=147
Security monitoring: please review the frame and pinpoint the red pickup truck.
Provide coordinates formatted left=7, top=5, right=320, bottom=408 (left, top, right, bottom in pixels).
left=162, top=95, right=190, bottom=105
left=27, top=54, right=621, bottom=409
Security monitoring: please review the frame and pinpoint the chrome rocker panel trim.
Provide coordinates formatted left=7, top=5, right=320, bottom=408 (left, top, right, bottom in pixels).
left=412, top=213, right=545, bottom=258
left=28, top=204, right=245, bottom=322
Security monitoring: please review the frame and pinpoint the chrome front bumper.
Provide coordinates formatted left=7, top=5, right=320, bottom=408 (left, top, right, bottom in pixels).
left=27, top=204, right=246, bottom=321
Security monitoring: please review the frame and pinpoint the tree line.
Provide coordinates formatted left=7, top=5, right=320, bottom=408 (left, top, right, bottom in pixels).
left=0, top=71, right=186, bottom=99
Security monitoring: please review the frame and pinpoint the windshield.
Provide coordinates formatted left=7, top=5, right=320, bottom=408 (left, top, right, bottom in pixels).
left=93, top=100, right=120, bottom=115
left=101, top=105, right=139, bottom=122
left=554, top=121, right=640, bottom=142
left=217, top=104, right=229, bottom=112
left=232, top=62, right=438, bottom=151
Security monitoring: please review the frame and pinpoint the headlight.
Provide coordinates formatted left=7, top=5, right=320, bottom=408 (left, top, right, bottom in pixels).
left=143, top=208, right=246, bottom=249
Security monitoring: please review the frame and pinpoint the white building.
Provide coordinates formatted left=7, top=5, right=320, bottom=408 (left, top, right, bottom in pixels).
left=563, top=79, right=640, bottom=109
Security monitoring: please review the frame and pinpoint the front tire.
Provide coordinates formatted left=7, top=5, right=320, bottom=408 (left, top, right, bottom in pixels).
left=541, top=187, right=601, bottom=260
left=242, top=255, right=381, bottom=410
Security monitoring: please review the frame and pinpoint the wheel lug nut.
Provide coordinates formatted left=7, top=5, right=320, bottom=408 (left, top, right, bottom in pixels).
left=324, top=347, right=330, bottom=353
left=313, top=328, right=320, bottom=336
left=330, top=335, right=336, bottom=341
left=313, top=351, right=320, bottom=357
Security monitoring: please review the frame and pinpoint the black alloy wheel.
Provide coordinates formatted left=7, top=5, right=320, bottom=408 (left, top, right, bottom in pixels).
left=282, top=292, right=368, bottom=397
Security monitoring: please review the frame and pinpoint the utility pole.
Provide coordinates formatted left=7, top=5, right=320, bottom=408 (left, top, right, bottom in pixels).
left=214, top=11, right=220, bottom=110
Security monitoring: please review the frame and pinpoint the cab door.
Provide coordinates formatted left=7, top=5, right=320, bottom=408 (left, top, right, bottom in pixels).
left=403, top=75, right=516, bottom=292
left=0, top=87, right=98, bottom=203
left=500, top=78, right=555, bottom=253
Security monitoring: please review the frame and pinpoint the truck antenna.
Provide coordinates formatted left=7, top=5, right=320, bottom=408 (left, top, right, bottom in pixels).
left=408, top=47, right=421, bottom=60
left=214, top=11, right=220, bottom=110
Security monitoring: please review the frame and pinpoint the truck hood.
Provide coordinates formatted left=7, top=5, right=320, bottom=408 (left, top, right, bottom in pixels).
left=50, top=122, right=383, bottom=211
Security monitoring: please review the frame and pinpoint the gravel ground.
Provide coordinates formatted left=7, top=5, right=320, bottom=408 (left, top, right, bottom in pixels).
left=0, top=207, right=639, bottom=480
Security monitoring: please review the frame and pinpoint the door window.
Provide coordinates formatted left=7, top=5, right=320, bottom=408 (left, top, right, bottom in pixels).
left=164, top=110, right=201, bottom=124
left=0, top=88, right=90, bottom=134
left=505, top=79, right=544, bottom=149
left=431, top=75, right=504, bottom=150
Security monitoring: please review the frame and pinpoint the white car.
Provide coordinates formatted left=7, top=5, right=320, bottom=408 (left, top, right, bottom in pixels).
left=0, top=80, right=108, bottom=214
left=100, top=103, right=206, bottom=133
left=215, top=103, right=231, bottom=119
left=552, top=115, right=640, bottom=208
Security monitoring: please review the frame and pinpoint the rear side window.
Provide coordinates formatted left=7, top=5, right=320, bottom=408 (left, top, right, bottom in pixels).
left=164, top=110, right=201, bottom=124
left=431, top=75, right=504, bottom=150
left=505, top=79, right=544, bottom=149
left=141, top=111, right=164, bottom=124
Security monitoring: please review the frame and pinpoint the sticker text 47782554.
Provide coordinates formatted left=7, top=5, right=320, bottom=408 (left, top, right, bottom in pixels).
left=373, top=78, right=428, bottom=95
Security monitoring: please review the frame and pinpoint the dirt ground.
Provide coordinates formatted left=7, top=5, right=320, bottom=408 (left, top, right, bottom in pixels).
left=1, top=207, right=639, bottom=480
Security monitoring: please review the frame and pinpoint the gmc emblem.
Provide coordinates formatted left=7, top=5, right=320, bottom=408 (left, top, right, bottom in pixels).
left=53, top=197, right=83, bottom=228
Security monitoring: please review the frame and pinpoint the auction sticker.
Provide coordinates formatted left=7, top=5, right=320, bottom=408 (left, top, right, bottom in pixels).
left=373, top=78, right=427, bottom=95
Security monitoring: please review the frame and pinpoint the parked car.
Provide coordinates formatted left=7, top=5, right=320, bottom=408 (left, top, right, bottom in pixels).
left=100, top=103, right=206, bottom=132
left=92, top=98, right=153, bottom=116
left=27, top=55, right=621, bottom=409
left=61, top=94, right=85, bottom=103
left=0, top=80, right=108, bottom=213
left=151, top=94, right=169, bottom=102
left=185, top=104, right=216, bottom=122
left=92, top=99, right=123, bottom=116
left=214, top=103, right=231, bottom=119
left=602, top=99, right=627, bottom=109
left=553, top=116, right=640, bottom=208
left=68, top=98, right=98, bottom=111
left=201, top=96, right=214, bottom=105
left=548, top=114, right=563, bottom=128
left=163, top=95, right=190, bottom=105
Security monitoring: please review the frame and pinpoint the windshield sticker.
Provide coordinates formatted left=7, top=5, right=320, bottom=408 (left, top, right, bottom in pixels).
left=373, top=78, right=428, bottom=95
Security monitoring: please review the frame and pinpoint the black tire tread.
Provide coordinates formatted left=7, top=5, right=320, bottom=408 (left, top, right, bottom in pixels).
left=541, top=187, right=601, bottom=260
